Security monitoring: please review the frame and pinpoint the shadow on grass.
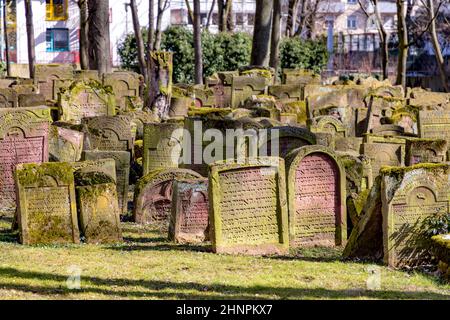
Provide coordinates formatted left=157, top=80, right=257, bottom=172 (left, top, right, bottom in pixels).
left=0, top=267, right=448, bottom=300
left=0, top=217, right=18, bottom=243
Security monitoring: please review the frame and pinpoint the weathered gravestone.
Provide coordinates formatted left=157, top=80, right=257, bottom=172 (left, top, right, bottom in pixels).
left=381, top=165, right=450, bottom=267
left=143, top=122, right=184, bottom=175
left=18, top=94, right=46, bottom=108
left=0, top=107, right=51, bottom=214
left=133, top=169, right=203, bottom=226
left=58, top=80, right=116, bottom=124
left=406, top=139, right=448, bottom=166
left=117, top=110, right=158, bottom=140
left=309, top=116, right=347, bottom=138
left=209, top=157, right=289, bottom=255
left=82, top=151, right=131, bottom=214
left=15, top=162, right=80, bottom=245
left=103, top=72, right=142, bottom=111
left=362, top=135, right=406, bottom=177
left=268, top=84, right=303, bottom=102
left=205, top=72, right=234, bottom=108
left=231, top=76, right=269, bottom=108
left=169, top=178, right=209, bottom=244
left=0, top=88, right=18, bottom=108
left=76, top=177, right=123, bottom=244
left=261, top=126, right=316, bottom=159
left=35, top=64, right=74, bottom=101
left=286, top=146, right=347, bottom=247
left=282, top=69, right=320, bottom=86
left=418, top=109, right=450, bottom=145
left=49, top=125, right=84, bottom=162
left=82, top=116, right=134, bottom=153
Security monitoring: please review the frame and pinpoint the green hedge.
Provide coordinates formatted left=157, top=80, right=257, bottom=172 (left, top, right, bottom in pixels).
left=117, top=26, right=328, bottom=83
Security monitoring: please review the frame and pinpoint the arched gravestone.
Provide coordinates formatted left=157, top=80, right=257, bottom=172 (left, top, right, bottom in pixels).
left=262, top=126, right=316, bottom=159
left=381, top=165, right=450, bottom=267
left=209, top=157, right=289, bottom=255
left=15, top=162, right=80, bottom=245
left=82, top=115, right=135, bottom=153
left=286, top=145, right=347, bottom=247
left=268, top=84, right=303, bottom=102
left=0, top=88, right=18, bottom=108
left=309, top=116, right=347, bottom=138
left=103, top=72, right=142, bottom=112
left=0, top=107, right=51, bottom=215
left=35, top=64, right=74, bottom=101
left=133, top=169, right=203, bottom=225
left=231, top=76, right=269, bottom=108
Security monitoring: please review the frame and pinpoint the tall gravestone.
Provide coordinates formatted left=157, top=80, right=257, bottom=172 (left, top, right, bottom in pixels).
left=169, top=178, right=209, bottom=244
left=209, top=157, right=289, bottom=255
left=133, top=169, right=202, bottom=226
left=35, top=64, right=74, bottom=101
left=0, top=107, right=51, bottom=214
left=286, top=146, right=347, bottom=247
left=82, top=151, right=131, bottom=214
left=381, top=165, right=450, bottom=267
left=15, top=162, right=80, bottom=245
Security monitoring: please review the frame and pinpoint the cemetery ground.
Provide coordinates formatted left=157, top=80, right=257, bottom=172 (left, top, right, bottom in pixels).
left=0, top=217, right=448, bottom=300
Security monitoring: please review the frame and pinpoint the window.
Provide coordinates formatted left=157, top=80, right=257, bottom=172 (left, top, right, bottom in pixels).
left=46, top=0, right=68, bottom=21
left=348, top=0, right=357, bottom=3
left=347, top=16, right=357, bottom=29
left=46, top=28, right=70, bottom=52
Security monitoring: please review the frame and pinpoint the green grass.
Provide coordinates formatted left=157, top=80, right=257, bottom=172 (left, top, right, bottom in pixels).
left=0, top=217, right=448, bottom=300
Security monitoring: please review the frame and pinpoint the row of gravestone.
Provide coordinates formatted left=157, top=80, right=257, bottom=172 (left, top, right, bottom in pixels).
left=14, top=160, right=122, bottom=245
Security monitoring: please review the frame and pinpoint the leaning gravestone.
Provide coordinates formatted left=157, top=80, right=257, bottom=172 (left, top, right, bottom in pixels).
left=286, top=146, right=347, bottom=247
left=381, top=164, right=450, bottom=267
left=0, top=107, right=51, bottom=214
left=58, top=80, right=116, bottom=124
left=169, top=178, right=209, bottom=244
left=143, top=122, right=184, bottom=175
left=15, top=162, right=80, bottom=245
left=82, top=151, right=131, bottom=214
left=49, top=125, right=84, bottom=162
left=133, top=169, right=202, bottom=226
left=209, top=157, right=289, bottom=255
left=82, top=115, right=134, bottom=153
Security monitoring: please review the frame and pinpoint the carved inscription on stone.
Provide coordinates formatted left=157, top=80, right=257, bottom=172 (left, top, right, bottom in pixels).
left=294, top=153, right=340, bottom=245
left=419, top=110, right=450, bottom=142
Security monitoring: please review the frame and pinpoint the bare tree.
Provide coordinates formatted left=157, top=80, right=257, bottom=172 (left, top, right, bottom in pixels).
left=148, top=0, right=155, bottom=53
left=270, top=0, right=281, bottom=74
left=396, top=0, right=408, bottom=91
left=3, top=0, right=11, bottom=76
left=193, top=0, right=203, bottom=84
left=217, top=0, right=233, bottom=32
left=286, top=0, right=299, bottom=37
left=130, top=0, right=148, bottom=82
left=294, top=0, right=320, bottom=39
left=154, top=0, right=170, bottom=50
left=88, top=0, right=112, bottom=76
left=205, top=0, right=216, bottom=30
left=358, top=0, right=389, bottom=79
left=251, top=0, right=273, bottom=66
left=77, top=0, right=89, bottom=70
left=24, top=0, right=35, bottom=79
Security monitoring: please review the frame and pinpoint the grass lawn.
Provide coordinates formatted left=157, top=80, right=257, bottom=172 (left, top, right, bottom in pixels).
left=0, top=216, right=448, bottom=300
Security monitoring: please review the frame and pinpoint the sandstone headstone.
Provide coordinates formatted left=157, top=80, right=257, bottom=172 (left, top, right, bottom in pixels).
left=169, top=178, right=209, bottom=244
left=49, top=125, right=84, bottom=162
left=35, top=64, right=74, bottom=101
left=418, top=109, right=450, bottom=145
left=15, top=162, right=80, bottom=245
left=0, top=88, right=18, bottom=108
left=406, top=139, right=448, bottom=166
left=103, top=71, right=142, bottom=111
left=362, top=135, right=406, bottom=177
left=231, top=76, right=269, bottom=108
left=209, top=157, right=289, bottom=255
left=286, top=146, right=347, bottom=247
left=18, top=93, right=46, bottom=108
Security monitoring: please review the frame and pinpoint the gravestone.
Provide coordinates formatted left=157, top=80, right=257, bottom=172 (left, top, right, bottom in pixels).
left=82, top=151, right=131, bottom=214
left=15, top=162, right=80, bottom=245
left=58, top=80, right=116, bottom=124
left=76, top=183, right=123, bottom=244
left=209, top=157, right=289, bottom=255
left=282, top=69, right=320, bottom=86
left=286, top=146, right=347, bottom=247
left=262, top=126, right=316, bottom=159
left=381, top=165, right=450, bottom=267
left=206, top=72, right=234, bottom=108
left=74, top=70, right=101, bottom=82
left=309, top=116, right=347, bottom=138
left=35, top=64, right=74, bottom=101
left=268, top=84, right=303, bottom=102
left=49, top=125, right=84, bottom=162
left=82, top=116, right=134, bottom=153
left=169, top=178, right=209, bottom=244
left=231, top=76, right=269, bottom=108
left=418, top=109, right=450, bottom=144
left=0, top=107, right=51, bottom=214
left=133, top=169, right=202, bottom=226
left=143, top=122, right=184, bottom=175
left=0, top=88, right=18, bottom=108
left=362, top=135, right=406, bottom=177
left=406, top=139, right=448, bottom=166
left=103, top=72, right=142, bottom=111
left=71, top=158, right=117, bottom=183
left=18, top=94, right=46, bottom=108
left=364, top=95, right=405, bottom=134
left=117, top=110, right=158, bottom=140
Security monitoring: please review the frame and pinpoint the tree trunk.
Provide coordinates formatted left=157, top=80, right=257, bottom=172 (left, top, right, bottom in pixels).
left=130, top=0, right=147, bottom=82
left=3, top=0, right=11, bottom=76
left=395, top=0, right=408, bottom=91
left=148, top=51, right=173, bottom=120
left=218, top=0, right=225, bottom=32
left=251, top=0, right=273, bottom=66
left=88, top=0, right=112, bottom=76
left=78, top=0, right=89, bottom=70
left=226, top=0, right=234, bottom=32
left=269, top=0, right=281, bottom=75
left=184, top=0, right=194, bottom=24
left=427, top=0, right=449, bottom=92
left=148, top=0, right=155, bottom=53
left=373, top=0, right=389, bottom=80
left=206, top=0, right=216, bottom=30
left=218, top=0, right=232, bottom=32
left=24, top=0, right=35, bottom=80
left=154, top=0, right=167, bottom=50
left=193, top=0, right=203, bottom=84
left=286, top=0, right=299, bottom=37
